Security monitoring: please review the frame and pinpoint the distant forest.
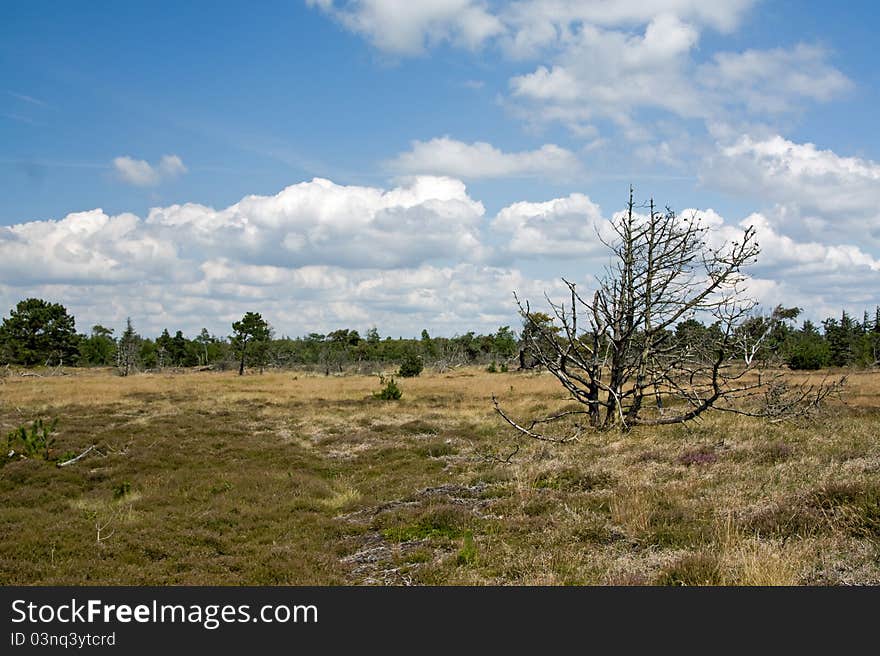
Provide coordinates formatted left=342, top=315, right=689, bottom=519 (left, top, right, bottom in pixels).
left=1, top=297, right=879, bottom=375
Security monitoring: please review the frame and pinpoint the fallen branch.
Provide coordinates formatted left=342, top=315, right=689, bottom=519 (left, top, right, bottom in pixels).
left=480, top=441, right=521, bottom=465
left=57, top=444, right=97, bottom=467
left=492, top=395, right=580, bottom=443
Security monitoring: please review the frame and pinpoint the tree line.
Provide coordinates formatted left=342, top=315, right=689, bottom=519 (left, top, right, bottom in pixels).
left=0, top=297, right=877, bottom=376
left=0, top=298, right=519, bottom=375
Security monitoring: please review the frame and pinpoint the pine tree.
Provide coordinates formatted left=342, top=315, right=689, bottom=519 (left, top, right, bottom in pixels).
left=231, top=312, right=271, bottom=375
left=117, top=318, right=140, bottom=376
left=0, top=298, right=79, bottom=366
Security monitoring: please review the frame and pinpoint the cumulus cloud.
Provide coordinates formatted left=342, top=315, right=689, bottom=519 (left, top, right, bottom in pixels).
left=492, top=192, right=880, bottom=321
left=0, top=210, right=181, bottom=284
left=307, top=0, right=504, bottom=55
left=708, top=210, right=880, bottom=315
left=492, top=193, right=607, bottom=257
left=509, top=14, right=703, bottom=131
left=699, top=44, right=853, bottom=114
left=113, top=154, right=187, bottom=186
left=388, top=137, right=582, bottom=180
left=0, top=176, right=518, bottom=337
left=703, top=134, right=880, bottom=243
left=508, top=23, right=850, bottom=138
left=3, top=176, right=879, bottom=338
left=144, top=175, right=488, bottom=267
left=1, top=176, right=487, bottom=282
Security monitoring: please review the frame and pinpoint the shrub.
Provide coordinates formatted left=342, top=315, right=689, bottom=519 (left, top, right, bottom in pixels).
left=374, top=375, right=402, bottom=400
left=113, top=481, right=132, bottom=499
left=677, top=446, right=717, bottom=466
left=398, top=354, right=424, bottom=378
left=787, top=338, right=831, bottom=370
left=5, top=418, right=57, bottom=461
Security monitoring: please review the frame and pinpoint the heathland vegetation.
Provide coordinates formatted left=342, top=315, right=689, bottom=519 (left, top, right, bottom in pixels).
left=1, top=194, right=878, bottom=585
left=0, top=367, right=878, bottom=585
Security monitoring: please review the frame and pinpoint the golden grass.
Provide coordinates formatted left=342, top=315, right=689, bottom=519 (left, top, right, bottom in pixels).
left=1, top=365, right=878, bottom=585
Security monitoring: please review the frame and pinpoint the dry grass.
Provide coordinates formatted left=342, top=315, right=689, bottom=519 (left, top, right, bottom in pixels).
left=1, top=366, right=878, bottom=585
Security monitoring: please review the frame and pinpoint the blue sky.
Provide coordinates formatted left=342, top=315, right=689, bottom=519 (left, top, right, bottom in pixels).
left=2, top=1, right=880, bottom=337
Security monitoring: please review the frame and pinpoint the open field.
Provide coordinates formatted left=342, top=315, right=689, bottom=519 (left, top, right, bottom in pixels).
left=1, top=366, right=879, bottom=585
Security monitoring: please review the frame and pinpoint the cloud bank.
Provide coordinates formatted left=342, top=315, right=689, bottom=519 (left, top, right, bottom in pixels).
left=4, top=159, right=880, bottom=337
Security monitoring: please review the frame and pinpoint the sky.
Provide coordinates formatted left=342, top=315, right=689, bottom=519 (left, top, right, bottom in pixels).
left=2, top=1, right=879, bottom=338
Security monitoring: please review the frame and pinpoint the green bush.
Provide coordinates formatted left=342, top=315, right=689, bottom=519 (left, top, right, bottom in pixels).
left=398, top=353, right=424, bottom=378
left=374, top=375, right=402, bottom=400
left=113, top=481, right=132, bottom=499
left=787, top=338, right=831, bottom=370
left=5, top=418, right=57, bottom=461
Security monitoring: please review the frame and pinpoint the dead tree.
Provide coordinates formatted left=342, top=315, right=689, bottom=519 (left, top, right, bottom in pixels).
left=496, top=187, right=843, bottom=438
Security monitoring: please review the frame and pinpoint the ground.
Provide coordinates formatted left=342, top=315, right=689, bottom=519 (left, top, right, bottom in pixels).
left=1, top=366, right=878, bottom=585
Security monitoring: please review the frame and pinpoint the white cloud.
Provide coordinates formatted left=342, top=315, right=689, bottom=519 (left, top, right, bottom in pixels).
left=508, top=13, right=707, bottom=136
left=508, top=21, right=850, bottom=138
left=699, top=44, right=853, bottom=114
left=510, top=65, right=580, bottom=101
left=1, top=176, right=488, bottom=283
left=703, top=134, right=880, bottom=243
left=145, top=175, right=488, bottom=267
left=307, top=0, right=504, bottom=55
left=112, top=154, right=188, bottom=186
left=308, top=1, right=848, bottom=144
left=490, top=192, right=880, bottom=320
left=710, top=211, right=880, bottom=315
left=388, top=137, right=582, bottom=179
left=492, top=193, right=606, bottom=257
left=309, top=1, right=756, bottom=58
left=693, top=209, right=880, bottom=276
left=157, top=154, right=186, bottom=178
left=499, top=1, right=754, bottom=58
left=0, top=176, right=512, bottom=336
left=3, top=177, right=879, bottom=338
left=0, top=210, right=181, bottom=284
